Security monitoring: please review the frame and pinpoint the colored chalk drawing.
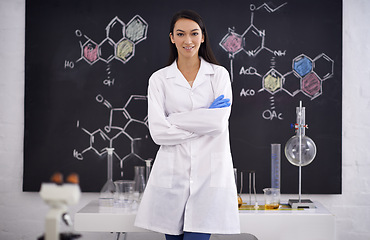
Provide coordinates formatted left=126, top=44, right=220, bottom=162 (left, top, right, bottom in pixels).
left=219, top=3, right=334, bottom=101
left=71, top=16, right=153, bottom=172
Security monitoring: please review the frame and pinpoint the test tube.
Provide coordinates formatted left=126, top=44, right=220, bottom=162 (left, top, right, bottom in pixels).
left=248, top=171, right=257, bottom=207
left=271, top=144, right=281, bottom=189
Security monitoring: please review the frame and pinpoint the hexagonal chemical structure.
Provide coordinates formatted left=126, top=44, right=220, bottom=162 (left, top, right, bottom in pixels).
left=82, top=40, right=99, bottom=64
left=103, top=128, right=124, bottom=143
left=124, top=120, right=149, bottom=140
left=263, top=69, right=283, bottom=94
left=91, top=129, right=110, bottom=154
left=242, top=25, right=264, bottom=56
left=293, top=54, right=313, bottom=77
left=112, top=131, right=132, bottom=161
left=124, top=95, right=148, bottom=121
left=132, top=135, right=158, bottom=161
left=118, top=153, right=145, bottom=180
left=219, top=29, right=244, bottom=56
left=74, top=128, right=94, bottom=160
left=106, top=16, right=126, bottom=43
left=116, top=38, right=135, bottom=63
left=301, top=72, right=322, bottom=99
left=282, top=72, right=301, bottom=97
left=313, top=53, right=334, bottom=80
left=99, top=38, right=115, bottom=63
left=126, top=15, right=148, bottom=44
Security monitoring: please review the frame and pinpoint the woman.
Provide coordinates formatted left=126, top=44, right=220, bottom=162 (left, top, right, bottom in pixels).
left=135, top=9, right=240, bottom=240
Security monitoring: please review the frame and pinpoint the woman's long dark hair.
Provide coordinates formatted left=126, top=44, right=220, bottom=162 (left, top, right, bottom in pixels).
left=167, top=9, right=220, bottom=66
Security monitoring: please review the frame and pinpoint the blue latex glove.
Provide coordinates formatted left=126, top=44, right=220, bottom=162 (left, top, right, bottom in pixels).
left=209, top=95, right=231, bottom=109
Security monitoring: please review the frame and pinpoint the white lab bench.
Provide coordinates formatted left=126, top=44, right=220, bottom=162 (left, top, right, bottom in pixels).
left=74, top=200, right=335, bottom=240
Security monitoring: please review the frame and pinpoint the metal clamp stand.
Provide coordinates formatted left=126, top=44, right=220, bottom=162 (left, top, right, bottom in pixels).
left=288, top=101, right=316, bottom=209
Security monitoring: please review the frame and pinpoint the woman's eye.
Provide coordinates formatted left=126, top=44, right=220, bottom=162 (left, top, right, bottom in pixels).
left=192, top=32, right=199, bottom=36
left=177, top=33, right=184, bottom=37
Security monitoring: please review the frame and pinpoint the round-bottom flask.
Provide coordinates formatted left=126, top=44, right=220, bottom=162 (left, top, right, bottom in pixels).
left=285, top=105, right=317, bottom=167
left=285, top=134, right=317, bottom=166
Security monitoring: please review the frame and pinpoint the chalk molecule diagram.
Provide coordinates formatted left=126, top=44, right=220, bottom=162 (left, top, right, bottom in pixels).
left=76, top=15, right=148, bottom=65
left=73, top=95, right=152, bottom=168
left=72, top=15, right=152, bottom=165
left=69, top=15, right=148, bottom=87
left=219, top=2, right=334, bottom=101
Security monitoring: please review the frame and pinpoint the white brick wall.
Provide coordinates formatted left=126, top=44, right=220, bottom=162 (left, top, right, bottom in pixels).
left=1, top=0, right=369, bottom=239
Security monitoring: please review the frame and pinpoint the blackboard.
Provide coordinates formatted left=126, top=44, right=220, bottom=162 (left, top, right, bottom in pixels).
left=24, top=0, right=342, bottom=194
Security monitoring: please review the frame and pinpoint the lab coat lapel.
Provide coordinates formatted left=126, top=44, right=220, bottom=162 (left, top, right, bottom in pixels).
left=166, top=61, right=191, bottom=89
left=166, top=58, right=215, bottom=89
left=192, top=58, right=215, bottom=90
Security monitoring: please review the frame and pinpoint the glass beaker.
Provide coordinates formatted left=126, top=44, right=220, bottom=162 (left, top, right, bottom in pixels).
left=263, top=188, right=280, bottom=209
left=114, top=180, right=135, bottom=210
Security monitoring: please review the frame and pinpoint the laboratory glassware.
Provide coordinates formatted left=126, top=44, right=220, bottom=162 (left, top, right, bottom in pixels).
left=248, top=171, right=258, bottom=209
left=263, top=188, right=280, bottom=209
left=99, top=148, right=116, bottom=207
left=271, top=143, right=281, bottom=189
left=284, top=101, right=316, bottom=208
left=114, top=180, right=135, bottom=210
left=233, top=168, right=243, bottom=208
left=145, top=159, right=153, bottom=183
left=133, top=166, right=146, bottom=201
left=285, top=104, right=316, bottom=167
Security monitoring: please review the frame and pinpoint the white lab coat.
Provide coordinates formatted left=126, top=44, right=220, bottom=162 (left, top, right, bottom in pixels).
left=135, top=58, right=240, bottom=235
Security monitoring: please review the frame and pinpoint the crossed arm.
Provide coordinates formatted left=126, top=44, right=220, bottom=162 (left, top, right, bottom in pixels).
left=148, top=68, right=232, bottom=146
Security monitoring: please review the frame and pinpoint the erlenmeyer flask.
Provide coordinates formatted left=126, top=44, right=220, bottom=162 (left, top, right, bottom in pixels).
left=99, top=148, right=116, bottom=207
left=133, top=166, right=146, bottom=201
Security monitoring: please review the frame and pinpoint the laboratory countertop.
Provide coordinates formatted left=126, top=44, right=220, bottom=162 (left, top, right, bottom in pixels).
left=74, top=200, right=335, bottom=240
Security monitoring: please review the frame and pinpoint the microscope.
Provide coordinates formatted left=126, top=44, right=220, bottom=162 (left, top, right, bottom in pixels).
left=39, top=173, right=82, bottom=240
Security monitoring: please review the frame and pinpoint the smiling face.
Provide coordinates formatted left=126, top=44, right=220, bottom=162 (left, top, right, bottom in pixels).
left=170, top=18, right=205, bottom=61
